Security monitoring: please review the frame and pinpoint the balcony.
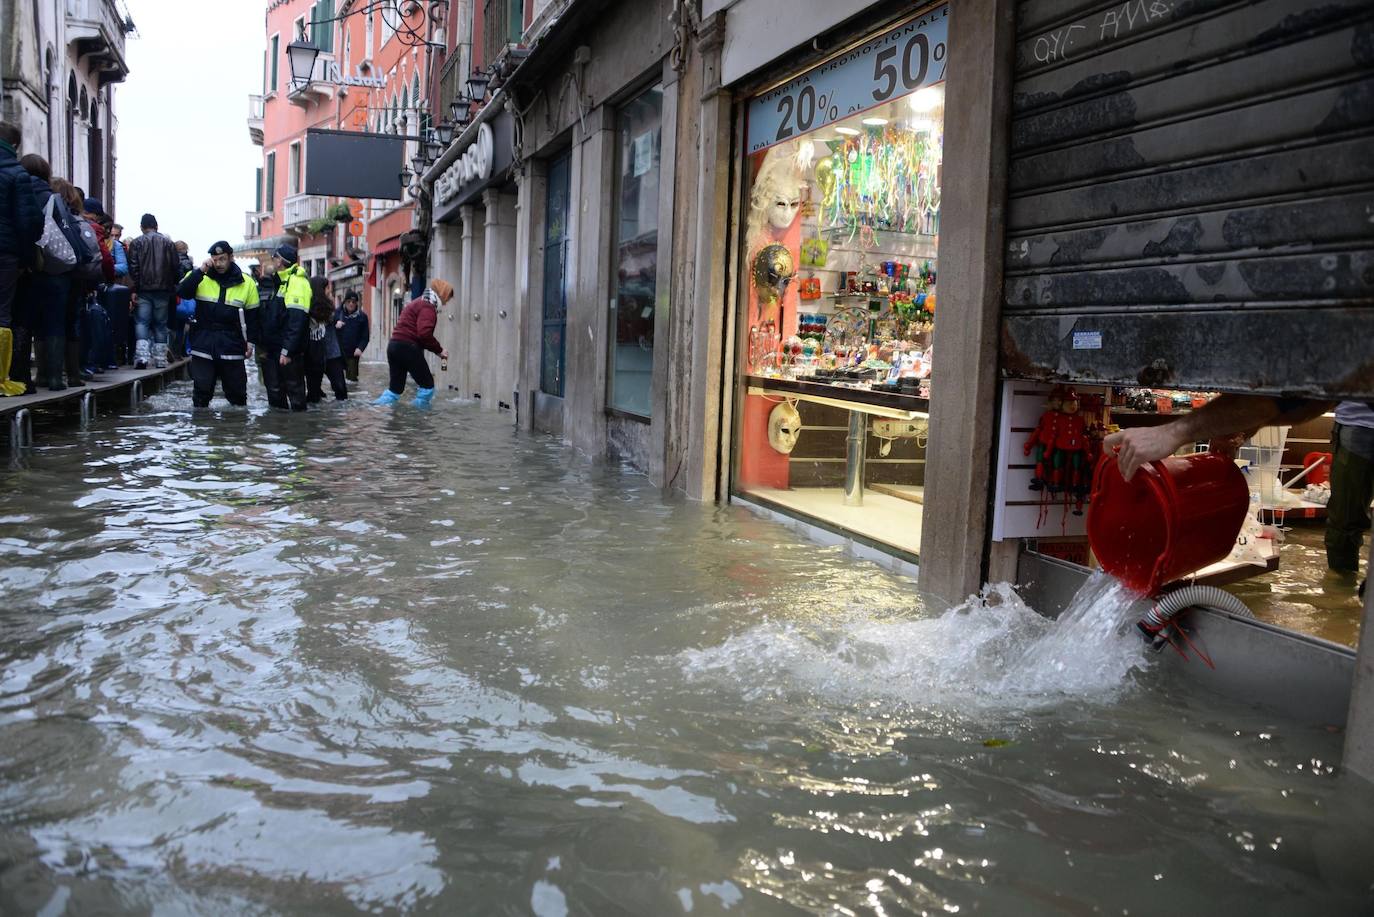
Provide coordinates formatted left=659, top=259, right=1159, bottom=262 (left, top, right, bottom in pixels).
left=482, top=0, right=524, bottom=68
left=241, top=212, right=288, bottom=259
left=282, top=193, right=329, bottom=233
left=66, top=0, right=131, bottom=85
left=248, top=94, right=264, bottom=145
left=288, top=53, right=336, bottom=108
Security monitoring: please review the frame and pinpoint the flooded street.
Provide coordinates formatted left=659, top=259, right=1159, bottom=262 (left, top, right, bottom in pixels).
left=1, top=374, right=1372, bottom=916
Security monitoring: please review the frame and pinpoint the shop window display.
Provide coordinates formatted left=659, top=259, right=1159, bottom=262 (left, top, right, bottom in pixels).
left=734, top=80, right=944, bottom=559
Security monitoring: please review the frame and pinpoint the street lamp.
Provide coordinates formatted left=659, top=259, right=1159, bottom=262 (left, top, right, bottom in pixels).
left=425, top=140, right=442, bottom=159
left=465, top=69, right=490, bottom=103
left=287, top=33, right=321, bottom=88
left=398, top=167, right=413, bottom=188
left=411, top=155, right=427, bottom=174
left=435, top=121, right=455, bottom=145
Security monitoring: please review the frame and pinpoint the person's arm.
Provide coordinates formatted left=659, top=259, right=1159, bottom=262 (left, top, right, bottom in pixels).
left=16, top=173, right=42, bottom=246
left=280, top=277, right=310, bottom=361
left=125, top=236, right=141, bottom=290
left=243, top=280, right=262, bottom=347
left=415, top=305, right=443, bottom=355
left=1105, top=393, right=1334, bottom=480
left=176, top=269, right=201, bottom=300
left=358, top=311, right=370, bottom=355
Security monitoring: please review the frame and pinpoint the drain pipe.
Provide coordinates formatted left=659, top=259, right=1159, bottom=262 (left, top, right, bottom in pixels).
left=1138, top=584, right=1255, bottom=650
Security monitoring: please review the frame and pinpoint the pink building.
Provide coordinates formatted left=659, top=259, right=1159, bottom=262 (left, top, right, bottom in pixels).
left=243, top=0, right=435, bottom=353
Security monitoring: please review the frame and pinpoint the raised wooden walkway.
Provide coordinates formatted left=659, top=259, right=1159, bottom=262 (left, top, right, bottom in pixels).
left=3, top=359, right=190, bottom=452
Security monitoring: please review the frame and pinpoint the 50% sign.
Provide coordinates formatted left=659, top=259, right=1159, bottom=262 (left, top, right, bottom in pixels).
left=747, top=6, right=949, bottom=152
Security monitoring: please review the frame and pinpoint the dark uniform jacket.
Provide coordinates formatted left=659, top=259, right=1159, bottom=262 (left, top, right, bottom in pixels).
left=177, top=263, right=261, bottom=360
left=258, top=263, right=311, bottom=357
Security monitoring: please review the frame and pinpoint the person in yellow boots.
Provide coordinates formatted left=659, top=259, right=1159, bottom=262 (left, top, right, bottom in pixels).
left=0, top=121, right=43, bottom=396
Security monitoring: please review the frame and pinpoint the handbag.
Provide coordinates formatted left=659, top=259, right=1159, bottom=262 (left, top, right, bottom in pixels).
left=36, top=196, right=78, bottom=275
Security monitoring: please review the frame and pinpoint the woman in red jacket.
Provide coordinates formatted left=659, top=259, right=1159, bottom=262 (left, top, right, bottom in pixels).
left=374, top=278, right=452, bottom=406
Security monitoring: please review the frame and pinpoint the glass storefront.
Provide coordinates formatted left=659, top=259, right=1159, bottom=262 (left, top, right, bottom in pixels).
left=731, top=9, right=946, bottom=559
left=608, top=84, right=664, bottom=418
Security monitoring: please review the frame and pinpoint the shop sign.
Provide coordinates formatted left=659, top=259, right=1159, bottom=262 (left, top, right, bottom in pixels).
left=746, top=5, right=949, bottom=154
left=324, top=62, right=387, bottom=89
left=431, top=111, right=516, bottom=219
left=436, top=123, right=494, bottom=205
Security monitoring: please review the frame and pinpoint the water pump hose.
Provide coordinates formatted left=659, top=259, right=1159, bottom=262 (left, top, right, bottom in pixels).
left=1138, top=584, right=1255, bottom=643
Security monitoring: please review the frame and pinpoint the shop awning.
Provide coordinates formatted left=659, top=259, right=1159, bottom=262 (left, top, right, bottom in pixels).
left=367, top=236, right=402, bottom=288
left=371, top=236, right=402, bottom=257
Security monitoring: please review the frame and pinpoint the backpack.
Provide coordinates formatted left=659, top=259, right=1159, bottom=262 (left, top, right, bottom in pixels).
left=36, top=196, right=78, bottom=275
left=69, top=217, right=105, bottom=284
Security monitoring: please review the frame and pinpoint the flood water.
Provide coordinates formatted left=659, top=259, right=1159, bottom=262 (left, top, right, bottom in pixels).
left=1, top=374, right=1372, bottom=915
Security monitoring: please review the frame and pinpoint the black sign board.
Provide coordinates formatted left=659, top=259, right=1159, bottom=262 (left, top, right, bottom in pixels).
left=304, top=129, right=406, bottom=201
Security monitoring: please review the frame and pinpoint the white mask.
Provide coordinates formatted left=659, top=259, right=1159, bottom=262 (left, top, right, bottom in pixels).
left=768, top=402, right=802, bottom=454
left=768, top=195, right=801, bottom=230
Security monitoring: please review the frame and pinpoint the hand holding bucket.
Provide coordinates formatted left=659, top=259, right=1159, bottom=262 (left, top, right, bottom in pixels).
left=1086, top=449, right=1251, bottom=597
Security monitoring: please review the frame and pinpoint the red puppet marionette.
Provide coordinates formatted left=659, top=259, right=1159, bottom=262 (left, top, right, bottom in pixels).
left=1024, top=385, right=1065, bottom=491
left=1051, top=388, right=1091, bottom=514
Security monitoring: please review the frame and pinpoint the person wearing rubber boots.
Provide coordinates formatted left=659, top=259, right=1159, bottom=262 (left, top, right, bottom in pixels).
left=257, top=244, right=311, bottom=411
left=375, top=279, right=451, bottom=407
left=0, top=121, right=43, bottom=397
left=176, top=241, right=260, bottom=408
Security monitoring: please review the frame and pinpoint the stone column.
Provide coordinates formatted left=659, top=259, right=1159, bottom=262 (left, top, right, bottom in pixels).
left=513, top=169, right=533, bottom=431
left=428, top=220, right=463, bottom=391
left=464, top=206, right=488, bottom=401
left=482, top=188, right=519, bottom=414
left=684, top=11, right=732, bottom=502
left=454, top=204, right=478, bottom=399
left=562, top=105, right=615, bottom=458
left=517, top=160, right=547, bottom=432
left=918, top=0, right=1017, bottom=603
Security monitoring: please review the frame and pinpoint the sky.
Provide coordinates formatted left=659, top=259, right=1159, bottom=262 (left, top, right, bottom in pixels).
left=114, top=0, right=263, bottom=259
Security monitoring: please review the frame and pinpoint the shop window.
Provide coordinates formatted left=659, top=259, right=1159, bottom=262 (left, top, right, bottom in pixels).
left=607, top=83, right=663, bottom=418
left=540, top=151, right=571, bottom=397
left=731, top=9, right=946, bottom=560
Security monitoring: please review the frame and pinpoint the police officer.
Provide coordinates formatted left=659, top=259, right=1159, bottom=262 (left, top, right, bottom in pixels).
left=176, top=241, right=260, bottom=408
left=258, top=244, right=311, bottom=411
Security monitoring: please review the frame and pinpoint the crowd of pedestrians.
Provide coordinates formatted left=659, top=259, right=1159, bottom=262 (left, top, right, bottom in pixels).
left=0, top=119, right=200, bottom=393
left=2, top=117, right=453, bottom=412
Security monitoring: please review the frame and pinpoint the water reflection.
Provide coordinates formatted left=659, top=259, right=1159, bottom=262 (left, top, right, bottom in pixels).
left=0, top=375, right=1371, bottom=915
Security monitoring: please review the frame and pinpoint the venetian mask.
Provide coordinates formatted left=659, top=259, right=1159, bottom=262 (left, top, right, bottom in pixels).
left=753, top=243, right=795, bottom=306
left=768, top=402, right=802, bottom=454
left=769, top=193, right=801, bottom=230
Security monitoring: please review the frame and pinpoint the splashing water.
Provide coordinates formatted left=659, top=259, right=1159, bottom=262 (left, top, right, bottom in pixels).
left=678, top=572, right=1150, bottom=711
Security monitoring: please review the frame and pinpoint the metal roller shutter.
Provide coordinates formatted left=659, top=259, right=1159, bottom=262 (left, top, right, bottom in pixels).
left=1001, top=0, right=1374, bottom=398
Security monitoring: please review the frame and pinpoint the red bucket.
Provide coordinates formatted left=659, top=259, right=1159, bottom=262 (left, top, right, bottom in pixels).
left=1302, top=451, right=1333, bottom=487
left=1086, top=451, right=1250, bottom=596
